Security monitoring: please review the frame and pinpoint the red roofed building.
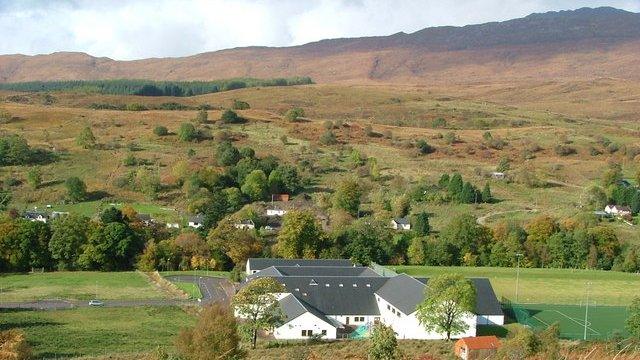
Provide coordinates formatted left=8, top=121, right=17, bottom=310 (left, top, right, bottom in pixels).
left=454, top=336, right=501, bottom=360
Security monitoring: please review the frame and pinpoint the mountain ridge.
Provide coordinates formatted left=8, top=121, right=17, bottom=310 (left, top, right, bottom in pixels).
left=1, top=7, right=640, bottom=84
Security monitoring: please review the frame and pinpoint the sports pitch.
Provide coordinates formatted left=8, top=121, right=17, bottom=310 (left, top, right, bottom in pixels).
left=509, top=303, right=629, bottom=340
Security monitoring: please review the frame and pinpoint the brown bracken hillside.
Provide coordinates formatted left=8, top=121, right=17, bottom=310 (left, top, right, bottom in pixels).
left=1, top=7, right=640, bottom=84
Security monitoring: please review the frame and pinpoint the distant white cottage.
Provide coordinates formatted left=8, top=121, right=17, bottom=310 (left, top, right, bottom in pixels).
left=188, top=214, right=205, bottom=229
left=391, top=217, right=411, bottom=231
left=24, top=211, right=48, bottom=223
left=241, top=258, right=504, bottom=341
left=604, top=205, right=632, bottom=217
left=267, top=208, right=287, bottom=217
left=234, top=219, right=256, bottom=230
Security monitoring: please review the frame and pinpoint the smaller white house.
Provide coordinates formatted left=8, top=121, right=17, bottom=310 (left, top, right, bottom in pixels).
left=24, top=211, right=48, bottom=223
left=188, top=214, right=205, bottom=229
left=491, top=172, right=506, bottom=180
left=267, top=208, right=287, bottom=217
left=234, top=219, right=255, bottom=230
left=604, top=205, right=632, bottom=217
left=391, top=217, right=411, bottom=231
left=166, top=223, right=180, bottom=229
left=50, top=211, right=69, bottom=219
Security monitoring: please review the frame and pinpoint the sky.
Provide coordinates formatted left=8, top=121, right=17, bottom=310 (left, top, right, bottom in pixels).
left=0, top=0, right=639, bottom=60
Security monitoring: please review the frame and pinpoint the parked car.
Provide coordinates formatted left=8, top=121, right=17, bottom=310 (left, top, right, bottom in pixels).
left=88, top=300, right=104, bottom=306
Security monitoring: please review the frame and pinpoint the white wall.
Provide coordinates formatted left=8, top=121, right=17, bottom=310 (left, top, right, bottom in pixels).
left=477, top=315, right=505, bottom=326
left=375, top=294, right=476, bottom=340
left=274, top=312, right=337, bottom=340
left=328, top=314, right=379, bottom=327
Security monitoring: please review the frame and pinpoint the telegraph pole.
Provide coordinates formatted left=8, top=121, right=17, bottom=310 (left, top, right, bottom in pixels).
left=515, top=253, right=523, bottom=302
left=584, top=281, right=592, bottom=341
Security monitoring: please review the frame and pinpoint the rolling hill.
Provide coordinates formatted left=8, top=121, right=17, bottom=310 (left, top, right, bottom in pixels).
left=1, top=7, right=640, bottom=84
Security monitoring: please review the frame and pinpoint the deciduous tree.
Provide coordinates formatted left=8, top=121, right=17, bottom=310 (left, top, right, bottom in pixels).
left=416, top=274, right=476, bottom=340
left=368, top=324, right=398, bottom=360
left=275, top=210, right=324, bottom=258
left=176, top=302, right=245, bottom=360
left=233, top=277, right=284, bottom=349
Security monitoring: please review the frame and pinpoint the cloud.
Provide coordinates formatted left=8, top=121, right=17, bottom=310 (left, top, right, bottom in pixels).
left=0, top=0, right=638, bottom=60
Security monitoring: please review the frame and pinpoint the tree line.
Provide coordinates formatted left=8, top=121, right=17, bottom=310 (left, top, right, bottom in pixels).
left=0, top=77, right=313, bottom=97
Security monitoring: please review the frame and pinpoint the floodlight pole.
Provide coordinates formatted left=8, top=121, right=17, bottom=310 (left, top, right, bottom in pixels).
left=584, top=281, right=592, bottom=341
left=515, top=253, right=523, bottom=302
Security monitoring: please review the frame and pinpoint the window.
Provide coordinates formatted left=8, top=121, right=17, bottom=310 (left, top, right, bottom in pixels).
left=321, top=330, right=327, bottom=336
left=354, top=316, right=365, bottom=322
left=301, top=330, right=313, bottom=337
left=374, top=317, right=380, bottom=324
left=387, top=305, right=391, bottom=310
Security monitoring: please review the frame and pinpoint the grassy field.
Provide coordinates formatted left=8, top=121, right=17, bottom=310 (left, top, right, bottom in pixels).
left=173, top=282, right=201, bottom=299
left=0, top=272, right=165, bottom=302
left=160, top=270, right=230, bottom=278
left=392, top=266, right=640, bottom=306
left=0, top=306, right=194, bottom=359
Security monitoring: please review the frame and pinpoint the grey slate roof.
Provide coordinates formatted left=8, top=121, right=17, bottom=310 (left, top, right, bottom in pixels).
left=279, top=294, right=337, bottom=327
left=393, top=217, right=410, bottom=225
left=247, top=258, right=353, bottom=272
left=270, top=276, right=388, bottom=315
left=375, top=273, right=426, bottom=315
left=189, top=214, right=204, bottom=223
left=247, top=266, right=379, bottom=281
left=415, top=278, right=504, bottom=316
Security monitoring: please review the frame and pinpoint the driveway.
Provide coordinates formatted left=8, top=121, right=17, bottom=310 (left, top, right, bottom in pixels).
left=163, top=275, right=235, bottom=305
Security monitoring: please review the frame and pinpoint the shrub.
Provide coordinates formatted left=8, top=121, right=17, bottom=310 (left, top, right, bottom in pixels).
left=280, top=135, right=288, bottom=145
left=431, top=117, right=447, bottom=128
left=153, top=126, right=168, bottom=136
left=416, top=139, right=435, bottom=155
left=554, top=144, right=577, bottom=156
left=320, top=131, right=337, bottom=145
left=220, top=109, right=241, bottom=124
left=232, top=100, right=250, bottom=110
left=285, top=107, right=305, bottom=122
left=178, top=123, right=197, bottom=142
left=0, top=109, right=11, bottom=124
left=444, top=131, right=457, bottom=144
left=125, top=103, right=148, bottom=111
left=364, top=124, right=375, bottom=137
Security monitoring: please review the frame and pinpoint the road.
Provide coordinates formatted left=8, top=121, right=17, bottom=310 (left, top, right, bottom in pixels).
left=0, top=276, right=235, bottom=310
left=164, top=275, right=235, bottom=305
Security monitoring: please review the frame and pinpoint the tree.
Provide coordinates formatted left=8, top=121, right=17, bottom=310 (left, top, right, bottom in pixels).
left=415, top=274, right=476, bottom=340
left=65, top=177, right=87, bottom=202
left=221, top=109, right=241, bottom=124
left=413, top=212, right=430, bottom=236
left=0, top=219, right=52, bottom=271
left=368, top=324, right=398, bottom=360
left=241, top=170, right=268, bottom=201
left=233, top=277, right=285, bottom=349
left=275, top=210, right=325, bottom=258
left=525, top=215, right=557, bottom=243
left=0, top=134, right=32, bottom=165
left=602, top=164, right=622, bottom=187
left=333, top=178, right=362, bottom=216
left=76, top=126, right=96, bottom=149
left=196, top=109, right=208, bottom=124
left=100, top=207, right=124, bottom=224
left=78, top=222, right=142, bottom=271
left=482, top=183, right=493, bottom=203
left=285, top=107, right=304, bottom=122
left=216, top=142, right=241, bottom=166
left=26, top=167, right=42, bottom=189
left=178, top=123, right=198, bottom=142
left=391, top=195, right=410, bottom=218
left=153, top=126, right=168, bottom=136
left=49, top=214, right=90, bottom=270
left=176, top=302, right=244, bottom=360
left=342, top=218, right=393, bottom=265
left=268, top=165, right=302, bottom=194
left=447, top=173, right=463, bottom=197
left=627, top=297, right=640, bottom=339
left=407, top=237, right=426, bottom=265
left=0, top=329, right=32, bottom=360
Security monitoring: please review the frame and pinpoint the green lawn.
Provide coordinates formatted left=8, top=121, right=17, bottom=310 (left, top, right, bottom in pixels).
left=0, top=306, right=194, bottom=359
left=160, top=270, right=230, bottom=278
left=21, top=201, right=179, bottom=221
left=0, top=272, right=165, bottom=302
left=391, top=266, right=640, bottom=306
left=173, top=282, right=202, bottom=299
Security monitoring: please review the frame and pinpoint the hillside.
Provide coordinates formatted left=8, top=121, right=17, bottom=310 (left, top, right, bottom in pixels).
left=1, top=7, right=640, bottom=84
